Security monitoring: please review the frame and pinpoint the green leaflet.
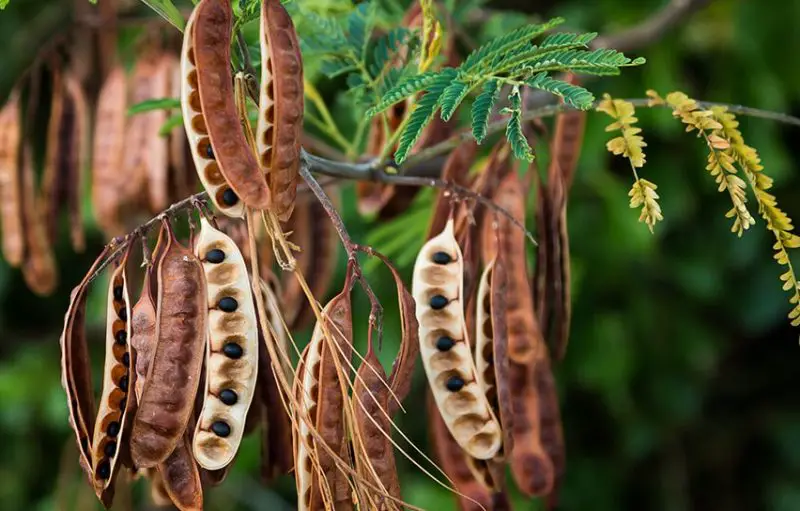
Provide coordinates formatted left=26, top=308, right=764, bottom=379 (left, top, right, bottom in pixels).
left=471, top=80, right=499, bottom=143
left=439, top=80, right=471, bottom=122
left=127, top=98, right=181, bottom=116
left=139, top=0, right=185, bottom=31
left=394, top=69, right=458, bottom=163
left=528, top=73, right=594, bottom=110
left=367, top=71, right=443, bottom=117
left=504, top=88, right=534, bottom=162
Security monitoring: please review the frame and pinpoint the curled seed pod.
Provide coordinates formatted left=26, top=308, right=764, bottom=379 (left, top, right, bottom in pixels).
left=0, top=90, right=24, bottom=266
left=412, top=219, right=502, bottom=460
left=293, top=280, right=354, bottom=511
left=257, top=0, right=303, bottom=222
left=63, top=71, right=89, bottom=252
left=481, top=171, right=543, bottom=364
left=192, top=217, right=259, bottom=470
left=158, top=434, right=203, bottom=511
left=92, top=66, right=129, bottom=237
left=537, top=348, right=565, bottom=507
left=131, top=256, right=159, bottom=403
left=131, top=220, right=207, bottom=467
left=91, top=245, right=136, bottom=497
left=474, top=257, right=514, bottom=457
left=20, top=143, right=58, bottom=295
left=188, top=0, right=270, bottom=213
left=60, top=247, right=110, bottom=483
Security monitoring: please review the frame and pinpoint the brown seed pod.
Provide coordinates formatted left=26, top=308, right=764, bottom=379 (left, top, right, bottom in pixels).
left=257, top=0, right=304, bottom=222
left=413, top=219, right=502, bottom=460
left=60, top=247, right=110, bottom=483
left=192, top=218, right=259, bottom=470
left=92, top=65, right=129, bottom=237
left=481, top=171, right=543, bottom=364
left=144, top=54, right=173, bottom=213
left=474, top=256, right=514, bottom=457
left=41, top=67, right=65, bottom=243
left=0, top=90, right=24, bottom=266
left=63, top=71, right=89, bottom=252
left=158, top=434, right=203, bottom=511
left=188, top=0, right=270, bottom=213
left=131, top=241, right=161, bottom=404
left=131, top=220, right=208, bottom=468
left=293, top=278, right=354, bottom=511
left=20, top=143, right=58, bottom=295
left=91, top=245, right=136, bottom=497
left=145, top=468, right=174, bottom=507
left=537, top=348, right=565, bottom=507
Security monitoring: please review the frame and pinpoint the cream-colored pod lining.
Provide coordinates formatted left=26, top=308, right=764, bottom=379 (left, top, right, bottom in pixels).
left=180, top=9, right=244, bottom=218
left=412, top=220, right=502, bottom=460
left=192, top=218, right=258, bottom=470
left=474, top=259, right=495, bottom=400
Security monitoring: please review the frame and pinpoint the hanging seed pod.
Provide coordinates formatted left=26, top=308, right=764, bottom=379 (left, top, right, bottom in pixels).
left=165, top=53, right=191, bottom=203
left=60, top=247, right=111, bottom=484
left=63, top=71, right=89, bottom=252
left=20, top=143, right=58, bottom=295
left=131, top=220, right=207, bottom=467
left=41, top=67, right=65, bottom=243
left=293, top=274, right=354, bottom=511
left=537, top=348, right=565, bottom=508
left=427, top=140, right=477, bottom=239
left=257, top=0, right=303, bottom=222
left=90, top=245, right=136, bottom=498
left=144, top=54, right=173, bottom=213
left=0, top=90, right=24, bottom=266
left=92, top=66, right=129, bottom=237
left=158, top=434, right=203, bottom=511
left=192, top=217, right=259, bottom=470
left=145, top=467, right=174, bottom=507
left=185, top=0, right=270, bottom=214
left=412, top=219, right=502, bottom=460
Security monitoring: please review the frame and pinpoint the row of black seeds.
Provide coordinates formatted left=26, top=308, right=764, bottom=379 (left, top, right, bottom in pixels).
left=430, top=250, right=466, bottom=393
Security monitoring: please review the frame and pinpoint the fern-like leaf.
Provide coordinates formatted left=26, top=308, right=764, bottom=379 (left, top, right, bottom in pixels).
left=471, top=79, right=500, bottom=143
left=628, top=179, right=663, bottom=233
left=367, top=71, right=443, bottom=117
left=504, top=88, right=534, bottom=162
left=347, top=3, right=374, bottom=60
left=460, top=17, right=565, bottom=73
left=394, top=69, right=458, bottom=163
left=528, top=73, right=594, bottom=110
left=439, top=80, right=472, bottom=121
left=369, top=27, right=409, bottom=77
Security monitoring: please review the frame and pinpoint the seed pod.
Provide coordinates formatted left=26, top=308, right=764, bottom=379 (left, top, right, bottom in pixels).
left=131, top=220, right=207, bottom=467
left=91, top=245, right=136, bottom=497
left=293, top=279, right=354, bottom=511
left=186, top=0, right=270, bottom=214
left=146, top=468, right=174, bottom=508
left=412, top=219, right=502, bottom=460
left=427, top=141, right=477, bottom=239
left=20, top=143, right=58, bottom=295
left=63, top=71, right=89, bottom=252
left=0, top=90, right=24, bottom=266
left=60, top=247, right=110, bottom=483
left=92, top=66, right=129, bottom=237
left=257, top=0, right=303, bottom=222
left=192, top=217, right=259, bottom=470
left=165, top=53, right=192, bottom=203
left=41, top=67, right=65, bottom=243
left=158, top=434, right=203, bottom=511
left=131, top=245, right=160, bottom=403
left=474, top=257, right=514, bottom=457
left=537, top=348, right=565, bottom=507
left=144, top=54, right=173, bottom=213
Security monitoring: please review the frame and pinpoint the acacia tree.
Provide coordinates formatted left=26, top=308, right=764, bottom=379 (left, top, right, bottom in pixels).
left=0, top=0, right=797, bottom=509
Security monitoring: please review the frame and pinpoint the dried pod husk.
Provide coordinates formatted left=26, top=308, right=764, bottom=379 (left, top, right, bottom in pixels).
left=0, top=90, right=24, bottom=266
left=481, top=171, right=542, bottom=364
left=257, top=0, right=304, bottom=222
left=92, top=65, right=129, bottom=237
left=41, top=67, right=65, bottom=243
left=188, top=0, right=270, bottom=213
left=474, top=257, right=514, bottom=457
left=20, top=143, right=58, bottom=295
left=158, top=434, right=203, bottom=511
left=131, top=254, right=159, bottom=403
left=282, top=189, right=340, bottom=330
left=537, top=348, right=565, bottom=507
left=131, top=220, right=208, bottom=467
left=192, top=217, right=259, bottom=470
left=293, top=281, right=354, bottom=511
left=412, top=219, right=502, bottom=460
left=63, top=71, right=89, bottom=252
left=60, top=247, right=110, bottom=484
left=90, top=245, right=136, bottom=499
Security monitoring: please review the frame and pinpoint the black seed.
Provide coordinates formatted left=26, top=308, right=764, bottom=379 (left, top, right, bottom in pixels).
left=219, top=389, right=238, bottom=406
left=432, top=251, right=452, bottom=265
left=436, top=336, right=456, bottom=351
left=211, top=421, right=231, bottom=437
left=121, top=352, right=130, bottom=367
left=429, top=295, right=449, bottom=310
left=97, top=460, right=111, bottom=479
left=106, top=421, right=120, bottom=437
left=118, top=375, right=129, bottom=392
left=119, top=398, right=127, bottom=411
left=218, top=297, right=238, bottom=312
left=206, top=249, right=225, bottom=264
left=104, top=441, right=117, bottom=458
left=446, top=376, right=465, bottom=392
left=206, top=143, right=214, bottom=159
left=115, top=330, right=127, bottom=345
left=113, top=286, right=123, bottom=301
left=222, top=188, right=239, bottom=206
left=118, top=307, right=127, bottom=321
left=222, top=342, right=243, bottom=359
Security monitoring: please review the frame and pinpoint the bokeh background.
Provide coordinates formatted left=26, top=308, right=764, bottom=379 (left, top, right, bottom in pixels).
left=1, top=0, right=800, bottom=510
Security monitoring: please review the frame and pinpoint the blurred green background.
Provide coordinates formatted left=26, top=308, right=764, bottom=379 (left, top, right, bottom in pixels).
left=2, top=0, right=800, bottom=510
